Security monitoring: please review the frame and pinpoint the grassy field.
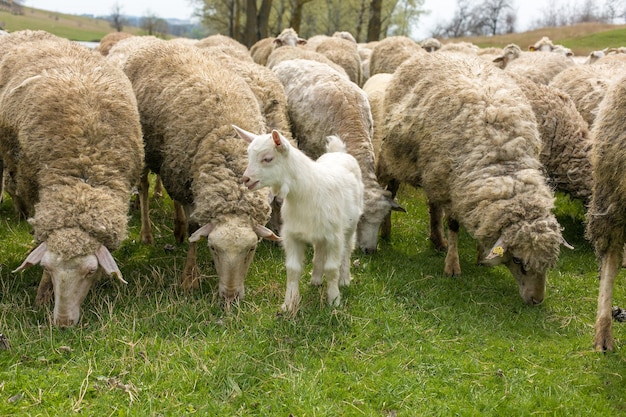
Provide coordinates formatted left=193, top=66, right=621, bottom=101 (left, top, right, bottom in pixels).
left=0, top=181, right=625, bottom=415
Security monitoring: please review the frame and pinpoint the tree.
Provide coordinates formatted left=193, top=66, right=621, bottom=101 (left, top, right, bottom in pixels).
left=109, top=2, right=127, bottom=32
left=367, top=0, right=383, bottom=41
left=478, top=0, right=514, bottom=35
left=141, top=11, right=169, bottom=37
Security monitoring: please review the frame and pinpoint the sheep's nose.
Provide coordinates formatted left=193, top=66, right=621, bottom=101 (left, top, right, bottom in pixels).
left=242, top=175, right=250, bottom=184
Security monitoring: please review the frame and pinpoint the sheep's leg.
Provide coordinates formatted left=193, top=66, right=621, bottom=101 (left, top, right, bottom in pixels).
left=139, top=170, right=154, bottom=245
left=595, top=248, right=620, bottom=352
left=173, top=201, right=187, bottom=244
left=153, top=174, right=164, bottom=198
left=443, top=217, right=461, bottom=276
left=282, top=237, right=305, bottom=312
left=381, top=179, right=400, bottom=241
left=34, top=269, right=53, bottom=306
left=181, top=241, right=200, bottom=290
left=311, top=241, right=326, bottom=286
left=429, top=202, right=447, bottom=251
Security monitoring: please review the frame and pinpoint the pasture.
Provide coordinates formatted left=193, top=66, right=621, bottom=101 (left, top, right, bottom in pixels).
left=1, top=181, right=624, bottom=415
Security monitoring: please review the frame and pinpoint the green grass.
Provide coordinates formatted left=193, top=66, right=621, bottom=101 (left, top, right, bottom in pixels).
left=1, top=182, right=625, bottom=415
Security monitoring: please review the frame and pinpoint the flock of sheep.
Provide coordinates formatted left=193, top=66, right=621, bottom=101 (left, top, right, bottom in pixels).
left=0, top=28, right=625, bottom=352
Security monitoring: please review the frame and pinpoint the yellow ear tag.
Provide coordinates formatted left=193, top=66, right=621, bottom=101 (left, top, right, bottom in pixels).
left=492, top=246, right=504, bottom=257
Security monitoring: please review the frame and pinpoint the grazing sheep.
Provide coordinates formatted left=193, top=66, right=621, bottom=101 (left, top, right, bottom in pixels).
left=303, top=34, right=363, bottom=86
left=195, top=34, right=253, bottom=62
left=369, top=36, right=425, bottom=76
left=237, top=126, right=364, bottom=312
left=549, top=59, right=626, bottom=128
left=249, top=28, right=306, bottom=66
left=116, top=39, right=279, bottom=301
left=508, top=72, right=593, bottom=202
left=420, top=38, right=442, bottom=52
left=377, top=52, right=565, bottom=305
left=362, top=73, right=393, bottom=160
left=266, top=45, right=349, bottom=79
left=503, top=51, right=574, bottom=85
left=585, top=72, right=626, bottom=352
left=95, top=31, right=133, bottom=56
left=273, top=59, right=403, bottom=254
left=491, top=43, right=522, bottom=69
left=0, top=30, right=144, bottom=326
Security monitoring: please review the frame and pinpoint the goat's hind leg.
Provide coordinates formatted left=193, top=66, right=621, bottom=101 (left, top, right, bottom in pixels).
left=323, top=246, right=344, bottom=307
left=311, top=241, right=327, bottom=286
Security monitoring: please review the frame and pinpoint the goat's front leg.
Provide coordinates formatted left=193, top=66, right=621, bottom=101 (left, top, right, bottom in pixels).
left=282, top=238, right=305, bottom=312
left=595, top=248, right=621, bottom=352
left=339, top=227, right=358, bottom=287
left=443, top=217, right=461, bottom=276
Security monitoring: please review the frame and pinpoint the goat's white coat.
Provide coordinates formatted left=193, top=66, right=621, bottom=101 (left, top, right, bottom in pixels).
left=237, top=126, right=364, bottom=312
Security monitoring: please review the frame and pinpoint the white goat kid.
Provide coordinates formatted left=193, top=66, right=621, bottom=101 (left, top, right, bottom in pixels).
left=235, top=126, right=364, bottom=312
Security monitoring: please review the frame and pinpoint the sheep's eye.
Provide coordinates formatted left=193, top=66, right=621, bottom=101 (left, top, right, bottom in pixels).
left=512, top=257, right=527, bottom=275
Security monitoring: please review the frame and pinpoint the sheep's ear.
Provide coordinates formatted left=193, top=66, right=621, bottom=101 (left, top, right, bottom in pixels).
left=232, top=125, right=256, bottom=143
left=297, top=38, right=307, bottom=46
left=255, top=224, right=282, bottom=242
left=13, top=242, right=47, bottom=272
left=485, top=236, right=506, bottom=260
left=528, top=45, right=537, bottom=51
left=390, top=199, right=406, bottom=213
left=96, top=245, right=127, bottom=284
left=189, top=223, right=215, bottom=242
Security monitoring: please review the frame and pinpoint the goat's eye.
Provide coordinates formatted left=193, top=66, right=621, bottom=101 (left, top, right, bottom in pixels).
left=262, top=156, right=273, bottom=163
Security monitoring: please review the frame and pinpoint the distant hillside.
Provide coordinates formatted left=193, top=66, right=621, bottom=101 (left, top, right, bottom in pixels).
left=453, top=22, right=626, bottom=56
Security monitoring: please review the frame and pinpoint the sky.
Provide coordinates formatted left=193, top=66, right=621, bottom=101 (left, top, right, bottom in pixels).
left=22, top=0, right=559, bottom=39
left=23, top=0, right=198, bottom=21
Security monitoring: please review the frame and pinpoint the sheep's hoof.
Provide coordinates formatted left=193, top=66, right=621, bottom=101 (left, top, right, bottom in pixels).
left=141, top=233, right=154, bottom=245
left=595, top=320, right=614, bottom=352
left=180, top=268, right=200, bottom=290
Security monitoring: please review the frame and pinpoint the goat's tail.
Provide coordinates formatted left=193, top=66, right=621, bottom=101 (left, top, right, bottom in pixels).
left=325, top=135, right=347, bottom=153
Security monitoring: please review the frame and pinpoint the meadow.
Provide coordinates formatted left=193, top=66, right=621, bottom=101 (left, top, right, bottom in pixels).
left=0, top=182, right=624, bottom=416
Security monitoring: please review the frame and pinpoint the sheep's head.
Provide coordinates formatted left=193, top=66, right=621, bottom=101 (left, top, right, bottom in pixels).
left=189, top=219, right=279, bottom=303
left=357, top=189, right=405, bottom=254
left=478, top=220, right=569, bottom=305
left=13, top=229, right=124, bottom=326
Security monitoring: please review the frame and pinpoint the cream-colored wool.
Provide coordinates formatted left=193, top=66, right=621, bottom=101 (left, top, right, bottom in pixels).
left=195, top=34, right=253, bottom=63
left=549, top=59, right=626, bottom=128
left=378, top=52, right=562, bottom=301
left=272, top=59, right=397, bottom=254
left=304, top=35, right=363, bottom=86
left=508, top=72, right=592, bottom=203
left=585, top=73, right=626, bottom=351
left=266, top=45, right=349, bottom=79
left=0, top=31, right=143, bottom=259
left=118, top=39, right=272, bottom=297
left=95, top=31, right=133, bottom=56
left=368, top=36, right=426, bottom=77
left=503, top=50, right=574, bottom=85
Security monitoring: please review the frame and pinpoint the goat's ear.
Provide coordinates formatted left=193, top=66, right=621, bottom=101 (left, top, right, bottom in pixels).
left=232, top=125, right=255, bottom=143
left=271, top=130, right=286, bottom=151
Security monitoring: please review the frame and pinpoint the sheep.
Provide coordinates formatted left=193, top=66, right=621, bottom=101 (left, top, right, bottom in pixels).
left=237, top=126, right=364, bottom=312
left=491, top=43, right=522, bottom=69
left=420, top=38, right=442, bottom=52
left=249, top=28, right=306, bottom=66
left=303, top=34, right=363, bottom=86
left=195, top=34, right=253, bottom=62
left=507, top=72, right=593, bottom=203
left=362, top=73, right=393, bottom=161
left=357, top=41, right=378, bottom=81
left=377, top=52, right=565, bottom=305
left=95, top=31, right=133, bottom=55
left=585, top=72, right=626, bottom=352
left=0, top=30, right=144, bottom=326
left=549, top=59, right=626, bottom=128
left=272, top=59, right=403, bottom=254
left=114, top=39, right=279, bottom=301
left=503, top=51, right=575, bottom=85
left=266, top=45, right=349, bottom=79
left=528, top=36, right=554, bottom=51
left=368, top=36, right=426, bottom=76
